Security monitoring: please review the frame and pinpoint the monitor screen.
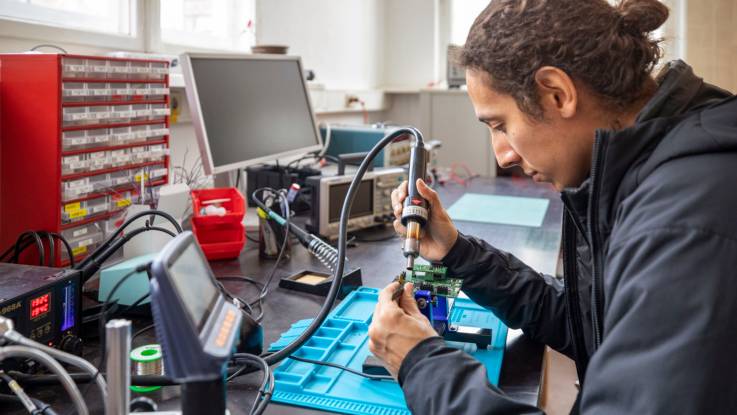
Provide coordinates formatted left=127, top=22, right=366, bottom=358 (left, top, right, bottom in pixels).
left=184, top=54, right=321, bottom=174
left=328, top=179, right=374, bottom=223
left=168, top=242, right=219, bottom=331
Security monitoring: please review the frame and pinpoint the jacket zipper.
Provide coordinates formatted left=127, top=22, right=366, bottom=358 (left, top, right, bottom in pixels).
left=588, top=133, right=608, bottom=349
left=560, top=210, right=590, bottom=381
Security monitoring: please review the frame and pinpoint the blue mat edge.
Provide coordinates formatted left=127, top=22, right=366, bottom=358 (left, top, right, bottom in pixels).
left=268, top=287, right=508, bottom=414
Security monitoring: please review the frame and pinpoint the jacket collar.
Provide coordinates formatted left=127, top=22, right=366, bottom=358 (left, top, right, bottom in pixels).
left=561, top=60, right=731, bottom=233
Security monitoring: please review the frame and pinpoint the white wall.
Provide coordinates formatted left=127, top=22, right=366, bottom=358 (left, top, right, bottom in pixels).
left=256, top=0, right=385, bottom=90
left=381, top=0, right=439, bottom=89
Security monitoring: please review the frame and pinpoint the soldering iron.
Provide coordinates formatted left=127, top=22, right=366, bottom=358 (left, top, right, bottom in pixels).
left=400, top=129, right=429, bottom=271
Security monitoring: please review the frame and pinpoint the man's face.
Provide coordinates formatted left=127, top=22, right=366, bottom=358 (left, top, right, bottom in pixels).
left=466, top=69, right=594, bottom=191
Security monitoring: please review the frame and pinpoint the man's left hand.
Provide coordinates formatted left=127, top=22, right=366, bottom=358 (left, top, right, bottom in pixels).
left=368, top=282, right=439, bottom=377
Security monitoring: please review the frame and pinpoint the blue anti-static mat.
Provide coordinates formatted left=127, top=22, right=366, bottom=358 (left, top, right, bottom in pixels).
left=268, top=287, right=508, bottom=415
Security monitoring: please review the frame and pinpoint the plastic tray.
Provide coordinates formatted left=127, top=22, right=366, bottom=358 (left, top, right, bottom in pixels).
left=268, top=287, right=508, bottom=415
left=191, top=187, right=246, bottom=227
left=191, top=221, right=245, bottom=260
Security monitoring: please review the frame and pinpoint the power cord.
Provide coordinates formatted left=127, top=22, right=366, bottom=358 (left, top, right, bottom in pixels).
left=286, top=356, right=393, bottom=381
left=29, top=44, right=68, bottom=54
left=0, top=391, right=57, bottom=415
left=230, top=353, right=274, bottom=415
left=248, top=188, right=291, bottom=323
left=0, top=370, right=40, bottom=414
left=0, top=346, right=87, bottom=415
left=75, top=209, right=182, bottom=282
left=258, top=127, right=422, bottom=367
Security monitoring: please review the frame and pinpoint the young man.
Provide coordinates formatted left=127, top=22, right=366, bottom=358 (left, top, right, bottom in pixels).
left=368, top=0, right=737, bottom=413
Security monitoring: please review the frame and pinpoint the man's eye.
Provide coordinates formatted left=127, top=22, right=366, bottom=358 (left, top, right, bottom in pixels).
left=492, top=124, right=506, bottom=134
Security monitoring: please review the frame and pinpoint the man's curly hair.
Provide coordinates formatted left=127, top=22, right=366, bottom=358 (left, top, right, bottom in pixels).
left=460, top=0, right=669, bottom=118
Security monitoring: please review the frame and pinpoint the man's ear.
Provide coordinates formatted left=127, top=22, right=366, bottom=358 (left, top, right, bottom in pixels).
left=534, top=66, right=578, bottom=119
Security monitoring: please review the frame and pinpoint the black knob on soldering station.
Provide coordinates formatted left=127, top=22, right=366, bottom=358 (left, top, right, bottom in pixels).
left=59, top=334, right=83, bottom=356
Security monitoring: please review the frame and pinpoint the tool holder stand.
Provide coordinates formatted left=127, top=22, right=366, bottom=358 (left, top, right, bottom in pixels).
left=181, top=378, right=227, bottom=415
left=415, top=290, right=449, bottom=334
left=415, top=291, right=492, bottom=349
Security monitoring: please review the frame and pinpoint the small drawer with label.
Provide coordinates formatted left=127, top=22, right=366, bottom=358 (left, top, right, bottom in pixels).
left=61, top=226, right=104, bottom=261
left=61, top=196, right=109, bottom=224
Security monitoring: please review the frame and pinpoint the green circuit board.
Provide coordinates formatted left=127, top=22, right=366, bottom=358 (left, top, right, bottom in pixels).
left=403, top=264, right=463, bottom=298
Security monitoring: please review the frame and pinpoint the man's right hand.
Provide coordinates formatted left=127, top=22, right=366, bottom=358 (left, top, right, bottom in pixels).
left=392, top=179, right=458, bottom=262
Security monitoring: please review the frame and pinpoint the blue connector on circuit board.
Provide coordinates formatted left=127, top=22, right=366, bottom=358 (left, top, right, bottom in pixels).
left=401, top=264, right=491, bottom=348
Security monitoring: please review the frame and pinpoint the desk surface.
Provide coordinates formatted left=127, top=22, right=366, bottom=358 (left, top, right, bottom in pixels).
left=6, top=177, right=562, bottom=415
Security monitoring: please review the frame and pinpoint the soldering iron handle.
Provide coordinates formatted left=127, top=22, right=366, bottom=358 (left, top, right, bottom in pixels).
left=401, top=139, right=430, bottom=227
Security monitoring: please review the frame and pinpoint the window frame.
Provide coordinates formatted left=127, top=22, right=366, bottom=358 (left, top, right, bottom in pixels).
left=0, top=0, right=144, bottom=51
left=0, top=0, right=256, bottom=54
left=145, top=0, right=256, bottom=55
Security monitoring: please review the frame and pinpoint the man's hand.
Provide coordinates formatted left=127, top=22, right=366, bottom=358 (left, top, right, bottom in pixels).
left=392, top=179, right=458, bottom=262
left=368, top=282, right=439, bottom=377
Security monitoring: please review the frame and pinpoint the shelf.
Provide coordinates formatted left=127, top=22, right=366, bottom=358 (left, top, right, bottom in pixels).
left=65, top=54, right=170, bottom=65
left=62, top=99, right=168, bottom=108
left=62, top=178, right=167, bottom=205
left=61, top=139, right=167, bottom=157
left=61, top=160, right=166, bottom=181
left=62, top=77, right=168, bottom=84
left=61, top=118, right=167, bottom=132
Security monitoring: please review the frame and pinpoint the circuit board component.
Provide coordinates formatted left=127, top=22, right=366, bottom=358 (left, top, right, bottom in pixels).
left=404, top=264, right=462, bottom=298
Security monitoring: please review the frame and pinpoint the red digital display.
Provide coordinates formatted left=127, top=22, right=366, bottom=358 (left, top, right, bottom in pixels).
left=30, top=293, right=51, bottom=319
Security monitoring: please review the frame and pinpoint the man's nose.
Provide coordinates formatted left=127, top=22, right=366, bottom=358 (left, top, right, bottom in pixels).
left=492, top=133, right=521, bottom=169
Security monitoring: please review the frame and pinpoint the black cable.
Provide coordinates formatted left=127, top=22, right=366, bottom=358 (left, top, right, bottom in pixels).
left=12, top=231, right=44, bottom=265
left=287, top=355, right=394, bottom=381
left=48, top=232, right=74, bottom=268
left=0, top=372, right=40, bottom=414
left=3, top=231, right=75, bottom=267
left=6, top=366, right=254, bottom=388
left=0, top=393, right=58, bottom=415
left=218, top=275, right=264, bottom=288
left=44, top=232, right=55, bottom=267
left=231, top=354, right=273, bottom=415
left=77, top=224, right=176, bottom=282
left=75, top=209, right=182, bottom=271
left=118, top=292, right=150, bottom=314
left=0, top=235, right=34, bottom=262
left=352, top=230, right=398, bottom=243
left=217, top=275, right=264, bottom=316
left=29, top=44, right=68, bottom=54
left=321, top=154, right=341, bottom=164
left=260, top=127, right=421, bottom=367
left=132, top=323, right=155, bottom=342
left=248, top=188, right=291, bottom=323
left=215, top=280, right=254, bottom=316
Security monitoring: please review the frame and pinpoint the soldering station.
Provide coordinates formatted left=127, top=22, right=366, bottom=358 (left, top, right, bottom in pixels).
left=0, top=10, right=552, bottom=413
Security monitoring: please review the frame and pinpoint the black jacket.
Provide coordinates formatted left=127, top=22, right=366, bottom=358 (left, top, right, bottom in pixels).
left=398, top=61, right=737, bottom=414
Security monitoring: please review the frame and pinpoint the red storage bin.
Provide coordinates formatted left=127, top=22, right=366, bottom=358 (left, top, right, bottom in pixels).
left=191, top=187, right=246, bottom=227
left=191, top=222, right=245, bottom=260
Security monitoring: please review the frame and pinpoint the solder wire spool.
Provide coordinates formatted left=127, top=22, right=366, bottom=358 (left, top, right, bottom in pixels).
left=130, top=344, right=163, bottom=392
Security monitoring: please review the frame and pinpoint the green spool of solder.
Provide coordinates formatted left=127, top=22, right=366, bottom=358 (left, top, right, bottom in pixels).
left=130, top=344, right=163, bottom=393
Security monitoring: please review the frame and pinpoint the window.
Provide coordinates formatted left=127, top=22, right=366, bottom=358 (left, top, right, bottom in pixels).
left=159, top=0, right=255, bottom=51
left=449, top=0, right=489, bottom=45
left=0, top=0, right=135, bottom=36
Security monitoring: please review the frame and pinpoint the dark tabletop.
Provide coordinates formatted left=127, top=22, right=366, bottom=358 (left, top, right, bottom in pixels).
left=5, top=176, right=562, bottom=414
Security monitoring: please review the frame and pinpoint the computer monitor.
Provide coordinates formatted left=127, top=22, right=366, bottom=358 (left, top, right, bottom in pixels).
left=181, top=53, right=322, bottom=175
